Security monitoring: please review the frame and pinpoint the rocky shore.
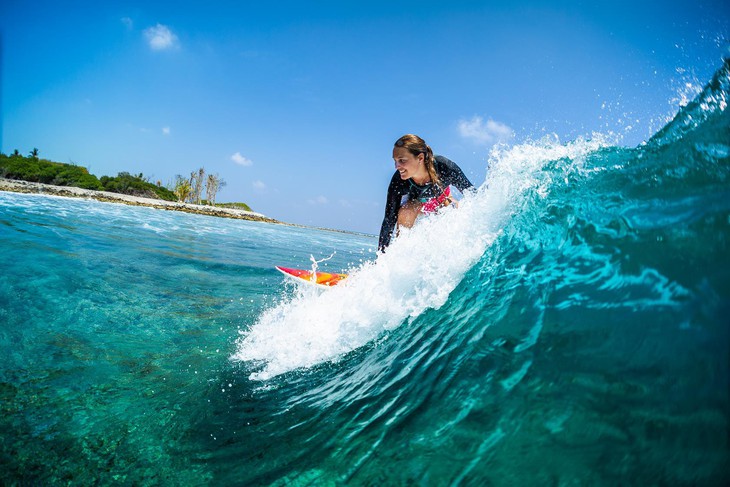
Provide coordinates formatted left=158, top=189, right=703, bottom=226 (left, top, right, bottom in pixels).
left=0, top=178, right=281, bottom=224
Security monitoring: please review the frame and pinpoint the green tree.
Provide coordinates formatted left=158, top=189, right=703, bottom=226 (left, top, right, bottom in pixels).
left=173, top=174, right=192, bottom=203
left=29, top=148, right=39, bottom=159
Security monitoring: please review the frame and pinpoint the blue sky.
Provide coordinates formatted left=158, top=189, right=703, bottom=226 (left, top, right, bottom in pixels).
left=2, top=1, right=728, bottom=234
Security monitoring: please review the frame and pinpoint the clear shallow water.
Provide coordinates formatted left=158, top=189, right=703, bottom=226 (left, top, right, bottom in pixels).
left=2, top=60, right=729, bottom=485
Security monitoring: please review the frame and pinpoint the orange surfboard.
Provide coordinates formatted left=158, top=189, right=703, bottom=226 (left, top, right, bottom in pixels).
left=275, top=266, right=348, bottom=288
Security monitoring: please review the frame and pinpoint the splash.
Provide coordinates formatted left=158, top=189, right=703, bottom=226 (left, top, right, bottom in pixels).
left=232, top=135, right=611, bottom=380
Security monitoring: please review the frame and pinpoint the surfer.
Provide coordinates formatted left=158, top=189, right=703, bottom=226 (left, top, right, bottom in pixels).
left=378, top=134, right=474, bottom=251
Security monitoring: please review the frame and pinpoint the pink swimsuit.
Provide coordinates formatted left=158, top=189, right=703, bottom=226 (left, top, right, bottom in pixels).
left=421, top=186, right=453, bottom=214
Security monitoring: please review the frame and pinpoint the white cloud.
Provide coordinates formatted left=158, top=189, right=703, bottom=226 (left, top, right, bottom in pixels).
left=144, top=24, right=179, bottom=51
left=121, top=17, right=133, bottom=29
left=458, top=116, right=514, bottom=145
left=231, top=152, right=253, bottom=166
left=252, top=180, right=266, bottom=190
left=162, top=126, right=171, bottom=135
left=308, top=195, right=329, bottom=205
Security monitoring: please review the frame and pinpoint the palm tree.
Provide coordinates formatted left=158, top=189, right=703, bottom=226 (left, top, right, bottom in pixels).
left=173, top=175, right=192, bottom=203
left=29, top=148, right=39, bottom=159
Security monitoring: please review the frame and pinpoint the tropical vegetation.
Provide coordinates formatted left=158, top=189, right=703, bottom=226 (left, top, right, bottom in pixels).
left=0, top=150, right=239, bottom=208
left=99, top=172, right=177, bottom=201
left=0, top=152, right=103, bottom=190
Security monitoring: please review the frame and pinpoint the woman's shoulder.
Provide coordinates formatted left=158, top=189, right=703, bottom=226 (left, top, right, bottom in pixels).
left=434, top=154, right=473, bottom=189
left=434, top=154, right=459, bottom=170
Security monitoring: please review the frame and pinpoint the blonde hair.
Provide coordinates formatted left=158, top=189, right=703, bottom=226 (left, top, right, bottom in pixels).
left=394, top=134, right=442, bottom=188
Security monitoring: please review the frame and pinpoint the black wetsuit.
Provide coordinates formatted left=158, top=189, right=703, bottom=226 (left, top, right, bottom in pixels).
left=378, top=155, right=474, bottom=250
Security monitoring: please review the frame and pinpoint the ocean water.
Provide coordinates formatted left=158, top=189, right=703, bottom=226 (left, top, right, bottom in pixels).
left=2, top=60, right=729, bottom=485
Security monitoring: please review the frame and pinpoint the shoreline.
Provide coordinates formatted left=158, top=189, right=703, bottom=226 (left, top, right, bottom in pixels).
left=0, top=178, right=376, bottom=238
left=0, top=177, right=278, bottom=223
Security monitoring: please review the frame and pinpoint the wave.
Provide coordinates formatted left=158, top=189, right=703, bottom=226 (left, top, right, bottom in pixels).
left=233, top=60, right=729, bottom=388
left=233, top=129, right=630, bottom=380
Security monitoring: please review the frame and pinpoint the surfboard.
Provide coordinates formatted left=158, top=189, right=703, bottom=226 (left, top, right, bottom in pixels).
left=275, top=266, right=348, bottom=288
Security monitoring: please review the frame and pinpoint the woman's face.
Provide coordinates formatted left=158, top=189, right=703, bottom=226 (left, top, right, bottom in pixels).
left=392, top=147, right=425, bottom=180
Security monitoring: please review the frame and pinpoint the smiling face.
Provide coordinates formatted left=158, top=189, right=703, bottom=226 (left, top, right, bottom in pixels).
left=393, top=146, right=428, bottom=182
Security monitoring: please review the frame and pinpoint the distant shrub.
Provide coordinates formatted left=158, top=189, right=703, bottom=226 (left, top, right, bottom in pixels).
left=0, top=154, right=103, bottom=190
left=216, top=202, right=253, bottom=212
left=100, top=172, right=177, bottom=201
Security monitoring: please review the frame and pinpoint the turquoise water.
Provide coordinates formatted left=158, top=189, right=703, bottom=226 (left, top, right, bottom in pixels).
left=2, top=60, right=729, bottom=485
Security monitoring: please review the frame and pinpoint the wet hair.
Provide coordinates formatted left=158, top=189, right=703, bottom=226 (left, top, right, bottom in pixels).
left=394, top=134, right=442, bottom=188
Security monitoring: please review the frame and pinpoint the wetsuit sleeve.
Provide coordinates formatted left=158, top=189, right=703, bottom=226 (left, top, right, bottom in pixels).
left=378, top=172, right=403, bottom=251
left=435, top=155, right=474, bottom=191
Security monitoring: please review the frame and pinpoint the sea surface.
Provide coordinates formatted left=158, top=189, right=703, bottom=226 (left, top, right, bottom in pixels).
left=1, top=60, right=729, bottom=485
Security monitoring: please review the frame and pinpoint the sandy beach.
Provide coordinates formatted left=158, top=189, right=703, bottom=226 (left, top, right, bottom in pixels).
left=0, top=177, right=280, bottom=224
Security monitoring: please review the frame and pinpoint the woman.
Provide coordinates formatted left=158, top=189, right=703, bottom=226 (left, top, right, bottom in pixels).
left=378, top=134, right=474, bottom=251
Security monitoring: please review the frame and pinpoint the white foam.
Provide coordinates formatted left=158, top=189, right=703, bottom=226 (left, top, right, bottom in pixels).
left=232, top=136, right=610, bottom=380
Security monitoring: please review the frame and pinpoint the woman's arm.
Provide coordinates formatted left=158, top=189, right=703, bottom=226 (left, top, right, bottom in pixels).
left=378, top=172, right=404, bottom=251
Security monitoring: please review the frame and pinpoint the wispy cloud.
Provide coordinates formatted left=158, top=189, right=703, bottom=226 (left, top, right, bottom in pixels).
left=121, top=17, right=133, bottom=30
left=308, top=195, right=329, bottom=205
left=144, top=24, right=179, bottom=51
left=162, top=126, right=171, bottom=135
left=252, top=180, right=266, bottom=191
left=231, top=152, right=253, bottom=167
left=458, top=116, right=513, bottom=145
